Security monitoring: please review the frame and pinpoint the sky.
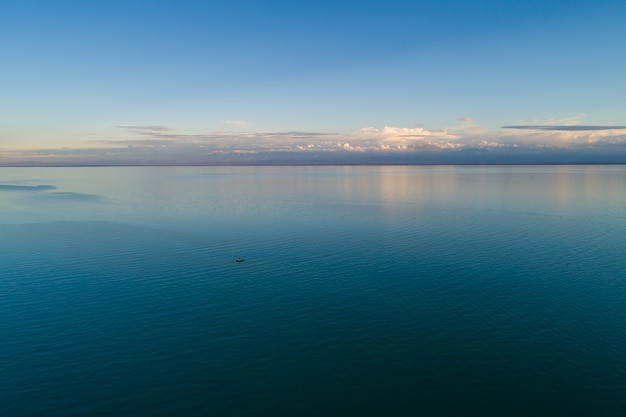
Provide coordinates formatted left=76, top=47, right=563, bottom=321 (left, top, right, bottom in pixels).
left=1, top=0, right=626, bottom=165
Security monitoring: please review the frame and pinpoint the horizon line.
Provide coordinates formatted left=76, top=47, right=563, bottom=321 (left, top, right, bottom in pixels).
left=2, top=162, right=626, bottom=168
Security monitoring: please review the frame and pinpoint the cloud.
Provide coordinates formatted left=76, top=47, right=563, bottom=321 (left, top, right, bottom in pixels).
left=492, top=123, right=626, bottom=148
left=503, top=125, right=626, bottom=131
left=515, top=114, right=587, bottom=126
left=346, top=126, right=460, bottom=151
left=115, top=125, right=174, bottom=134
left=458, top=117, right=474, bottom=125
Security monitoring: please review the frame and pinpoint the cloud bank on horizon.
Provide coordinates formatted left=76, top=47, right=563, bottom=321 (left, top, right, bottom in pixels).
left=3, top=118, right=626, bottom=165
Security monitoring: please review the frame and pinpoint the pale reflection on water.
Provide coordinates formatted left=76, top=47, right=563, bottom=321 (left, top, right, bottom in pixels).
left=2, top=165, right=624, bottom=225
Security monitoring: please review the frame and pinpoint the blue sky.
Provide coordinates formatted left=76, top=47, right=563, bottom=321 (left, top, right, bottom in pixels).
left=1, top=0, right=626, bottom=164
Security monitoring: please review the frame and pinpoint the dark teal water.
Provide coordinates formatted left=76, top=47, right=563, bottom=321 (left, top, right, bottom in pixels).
left=1, top=166, right=625, bottom=416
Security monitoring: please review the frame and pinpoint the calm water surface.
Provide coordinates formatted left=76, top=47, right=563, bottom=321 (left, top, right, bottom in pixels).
left=1, top=166, right=625, bottom=416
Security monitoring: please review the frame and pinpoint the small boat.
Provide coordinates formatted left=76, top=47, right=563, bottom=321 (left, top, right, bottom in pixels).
left=236, top=258, right=245, bottom=263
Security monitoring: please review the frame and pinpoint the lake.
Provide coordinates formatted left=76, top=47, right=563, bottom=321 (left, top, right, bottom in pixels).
left=1, top=165, right=625, bottom=416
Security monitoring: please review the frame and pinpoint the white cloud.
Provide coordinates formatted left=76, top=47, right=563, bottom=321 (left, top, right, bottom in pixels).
left=347, top=126, right=460, bottom=150
left=515, top=114, right=587, bottom=126
left=115, top=125, right=174, bottom=133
